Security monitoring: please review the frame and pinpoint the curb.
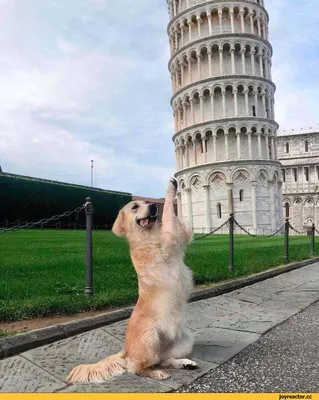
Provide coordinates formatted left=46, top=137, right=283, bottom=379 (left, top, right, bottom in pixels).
left=1, top=257, right=318, bottom=360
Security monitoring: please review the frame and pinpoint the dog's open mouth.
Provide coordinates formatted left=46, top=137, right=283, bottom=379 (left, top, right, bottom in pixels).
left=136, top=215, right=157, bottom=227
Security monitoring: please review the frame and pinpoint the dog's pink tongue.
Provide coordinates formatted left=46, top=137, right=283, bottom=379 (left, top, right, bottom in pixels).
left=140, top=218, right=149, bottom=227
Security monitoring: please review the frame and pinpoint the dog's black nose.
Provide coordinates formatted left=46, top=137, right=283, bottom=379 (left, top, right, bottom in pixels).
left=149, top=203, right=158, bottom=217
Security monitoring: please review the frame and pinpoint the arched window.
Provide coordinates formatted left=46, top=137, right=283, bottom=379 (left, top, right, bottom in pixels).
left=282, top=169, right=286, bottom=182
left=239, top=189, right=244, bottom=202
left=285, top=142, right=290, bottom=153
left=252, top=105, right=256, bottom=117
left=217, top=203, right=222, bottom=219
left=284, top=203, right=290, bottom=218
left=305, top=140, right=309, bottom=153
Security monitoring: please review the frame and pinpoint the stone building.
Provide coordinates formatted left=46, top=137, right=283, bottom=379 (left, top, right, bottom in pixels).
left=278, top=129, right=319, bottom=232
left=166, top=0, right=284, bottom=234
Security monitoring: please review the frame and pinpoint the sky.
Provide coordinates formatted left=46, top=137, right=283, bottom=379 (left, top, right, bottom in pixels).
left=0, top=0, right=318, bottom=198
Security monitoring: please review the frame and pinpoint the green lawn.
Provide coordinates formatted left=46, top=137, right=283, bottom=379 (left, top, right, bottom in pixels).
left=0, top=229, right=316, bottom=322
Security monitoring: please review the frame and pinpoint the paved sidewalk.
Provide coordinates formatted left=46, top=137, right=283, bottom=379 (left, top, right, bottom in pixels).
left=177, top=300, right=319, bottom=393
left=1, top=262, right=319, bottom=393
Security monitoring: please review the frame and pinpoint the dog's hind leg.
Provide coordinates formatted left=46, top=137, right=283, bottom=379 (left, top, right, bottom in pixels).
left=127, top=360, right=171, bottom=380
left=160, top=358, right=198, bottom=370
left=160, top=329, right=198, bottom=370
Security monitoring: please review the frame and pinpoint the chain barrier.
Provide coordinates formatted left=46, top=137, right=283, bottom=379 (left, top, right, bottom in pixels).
left=0, top=205, right=86, bottom=234
left=194, top=218, right=230, bottom=241
left=233, top=218, right=285, bottom=239
left=288, top=223, right=308, bottom=235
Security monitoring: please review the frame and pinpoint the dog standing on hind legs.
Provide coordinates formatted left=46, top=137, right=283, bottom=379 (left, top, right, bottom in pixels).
left=67, top=178, right=198, bottom=384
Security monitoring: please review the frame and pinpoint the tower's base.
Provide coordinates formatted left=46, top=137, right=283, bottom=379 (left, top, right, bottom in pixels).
left=176, top=160, right=284, bottom=235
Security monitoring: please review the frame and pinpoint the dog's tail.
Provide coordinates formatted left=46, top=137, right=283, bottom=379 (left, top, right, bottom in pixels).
left=67, top=350, right=127, bottom=384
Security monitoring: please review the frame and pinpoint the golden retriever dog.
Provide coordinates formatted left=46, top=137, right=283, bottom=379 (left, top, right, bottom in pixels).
left=67, top=178, right=197, bottom=383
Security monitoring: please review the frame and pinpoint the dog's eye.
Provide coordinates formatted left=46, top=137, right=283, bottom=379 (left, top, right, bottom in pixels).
left=132, top=204, right=139, bottom=210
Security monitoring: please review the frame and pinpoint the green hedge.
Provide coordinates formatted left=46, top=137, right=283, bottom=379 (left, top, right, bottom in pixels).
left=0, top=173, right=132, bottom=228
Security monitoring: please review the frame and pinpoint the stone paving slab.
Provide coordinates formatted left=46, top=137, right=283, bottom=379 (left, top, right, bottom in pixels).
left=191, top=327, right=260, bottom=364
left=0, top=355, right=65, bottom=393
left=206, top=307, right=298, bottom=334
left=23, top=328, right=122, bottom=382
left=60, top=373, right=172, bottom=393
left=102, top=320, right=128, bottom=342
left=224, top=287, right=274, bottom=304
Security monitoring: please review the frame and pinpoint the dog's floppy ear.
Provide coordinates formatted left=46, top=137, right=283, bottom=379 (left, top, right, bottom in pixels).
left=112, top=210, right=125, bottom=236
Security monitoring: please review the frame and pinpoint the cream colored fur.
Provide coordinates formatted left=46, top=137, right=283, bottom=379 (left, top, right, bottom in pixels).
left=67, top=179, right=197, bottom=384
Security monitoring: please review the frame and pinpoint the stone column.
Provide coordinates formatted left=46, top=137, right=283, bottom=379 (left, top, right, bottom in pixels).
left=210, top=92, right=215, bottom=119
left=203, top=185, right=212, bottom=233
left=197, top=16, right=201, bottom=37
left=241, top=49, right=246, bottom=74
left=240, top=10, right=245, bottom=33
left=248, top=132, right=252, bottom=158
left=173, top=109, right=178, bottom=132
left=257, top=16, right=261, bottom=37
left=251, top=181, right=258, bottom=233
left=244, top=89, right=249, bottom=116
left=219, top=49, right=224, bottom=75
left=269, top=180, right=276, bottom=231
left=173, top=0, right=177, bottom=17
left=259, top=54, right=264, bottom=77
left=265, top=134, right=270, bottom=159
left=207, top=14, right=212, bottom=35
left=233, top=89, right=238, bottom=117
left=185, top=142, right=189, bottom=168
left=193, top=139, right=197, bottom=165
left=213, top=132, right=217, bottom=161
left=169, top=1, right=173, bottom=18
left=271, top=136, right=275, bottom=160
left=188, top=20, right=192, bottom=42
left=197, top=52, right=201, bottom=79
left=180, top=26, right=184, bottom=47
left=236, top=131, right=241, bottom=159
left=261, top=93, right=266, bottom=118
left=257, top=133, right=262, bottom=158
left=230, top=47, right=236, bottom=74
left=180, top=63, right=184, bottom=87
left=230, top=10, right=235, bottom=33
left=251, top=51, right=256, bottom=75
left=208, top=51, right=212, bottom=76
left=249, top=13, right=254, bottom=34
left=182, top=102, right=187, bottom=127
left=218, top=10, right=223, bottom=34
left=174, top=29, right=178, bottom=52
left=185, top=188, right=193, bottom=230
left=177, top=191, right=183, bottom=220
left=262, top=22, right=266, bottom=39
left=199, top=95, right=204, bottom=121
left=225, top=132, right=229, bottom=160
left=254, top=91, right=259, bottom=117
left=222, top=89, right=226, bottom=118
left=177, top=107, right=181, bottom=130
left=188, top=56, right=192, bottom=83
left=203, top=137, right=208, bottom=163
left=175, top=148, right=179, bottom=170
left=190, top=99, right=194, bottom=124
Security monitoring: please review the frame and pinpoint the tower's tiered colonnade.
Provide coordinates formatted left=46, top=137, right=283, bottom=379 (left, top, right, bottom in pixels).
left=166, top=0, right=284, bottom=234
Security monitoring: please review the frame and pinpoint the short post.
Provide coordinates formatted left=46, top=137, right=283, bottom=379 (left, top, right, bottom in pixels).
left=229, top=214, right=234, bottom=271
left=311, top=223, right=315, bottom=257
left=284, top=218, right=289, bottom=262
left=85, top=197, right=94, bottom=296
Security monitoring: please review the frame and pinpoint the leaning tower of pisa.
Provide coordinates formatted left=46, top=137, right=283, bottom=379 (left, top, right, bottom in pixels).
left=166, top=0, right=284, bottom=234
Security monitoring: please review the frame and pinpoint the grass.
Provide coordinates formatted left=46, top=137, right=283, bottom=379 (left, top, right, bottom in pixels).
left=0, top=229, right=316, bottom=322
